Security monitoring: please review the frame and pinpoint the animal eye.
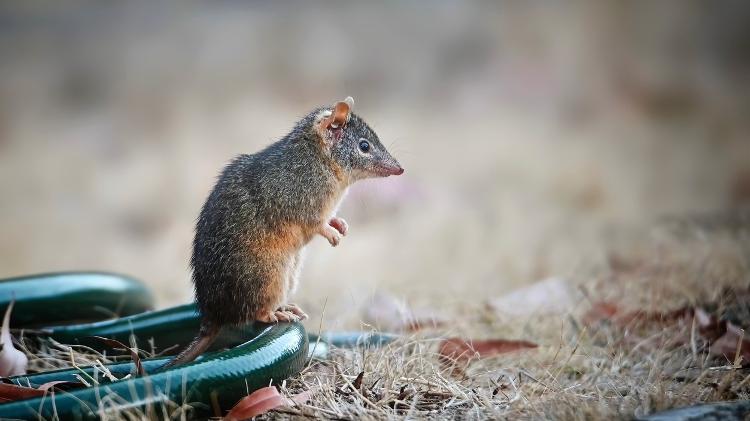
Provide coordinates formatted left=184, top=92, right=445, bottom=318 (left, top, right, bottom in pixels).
left=358, top=140, right=370, bottom=153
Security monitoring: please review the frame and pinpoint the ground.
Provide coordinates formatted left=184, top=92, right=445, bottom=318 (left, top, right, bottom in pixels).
left=267, top=212, right=750, bottom=420
left=19, top=211, right=750, bottom=419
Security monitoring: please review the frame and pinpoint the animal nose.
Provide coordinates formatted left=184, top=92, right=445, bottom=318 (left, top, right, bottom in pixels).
left=394, top=167, right=404, bottom=176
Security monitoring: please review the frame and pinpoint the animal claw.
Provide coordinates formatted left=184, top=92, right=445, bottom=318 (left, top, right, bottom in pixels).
left=279, top=303, right=308, bottom=320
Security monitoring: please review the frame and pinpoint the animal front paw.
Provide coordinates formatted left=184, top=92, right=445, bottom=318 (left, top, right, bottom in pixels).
left=318, top=224, right=343, bottom=247
left=328, top=217, right=348, bottom=236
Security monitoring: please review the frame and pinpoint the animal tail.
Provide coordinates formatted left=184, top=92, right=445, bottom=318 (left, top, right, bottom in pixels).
left=160, top=323, right=221, bottom=370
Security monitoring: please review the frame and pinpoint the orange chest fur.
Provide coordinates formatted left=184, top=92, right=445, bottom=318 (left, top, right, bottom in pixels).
left=250, top=185, right=347, bottom=258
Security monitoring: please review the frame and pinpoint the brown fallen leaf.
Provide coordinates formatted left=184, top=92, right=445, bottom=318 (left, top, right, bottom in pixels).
left=0, top=383, right=45, bottom=402
left=689, top=308, right=750, bottom=365
left=710, top=321, right=750, bottom=365
left=0, top=301, right=28, bottom=377
left=583, top=301, right=692, bottom=327
left=585, top=303, right=750, bottom=366
left=694, top=308, right=725, bottom=341
left=582, top=301, right=620, bottom=325
left=224, top=386, right=284, bottom=421
left=352, top=371, right=364, bottom=391
left=224, top=386, right=315, bottom=420
left=438, top=338, right=537, bottom=364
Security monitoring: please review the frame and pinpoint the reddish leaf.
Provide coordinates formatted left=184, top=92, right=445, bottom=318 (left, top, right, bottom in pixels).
left=224, top=386, right=316, bottom=420
left=583, top=301, right=692, bottom=327
left=0, top=383, right=45, bottom=402
left=438, top=338, right=537, bottom=364
left=585, top=303, right=750, bottom=365
left=582, top=302, right=620, bottom=325
left=224, top=386, right=284, bottom=421
left=709, top=321, right=750, bottom=365
left=694, top=308, right=726, bottom=341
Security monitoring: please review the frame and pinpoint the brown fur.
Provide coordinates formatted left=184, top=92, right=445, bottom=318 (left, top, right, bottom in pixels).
left=251, top=224, right=305, bottom=318
left=165, top=97, right=403, bottom=367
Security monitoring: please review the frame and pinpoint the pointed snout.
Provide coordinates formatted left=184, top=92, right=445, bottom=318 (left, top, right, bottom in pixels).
left=373, top=162, right=404, bottom=177
left=388, top=157, right=405, bottom=176
left=373, top=150, right=404, bottom=177
left=379, top=162, right=404, bottom=176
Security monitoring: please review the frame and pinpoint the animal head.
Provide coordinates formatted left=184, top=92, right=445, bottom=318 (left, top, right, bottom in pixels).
left=313, top=97, right=403, bottom=181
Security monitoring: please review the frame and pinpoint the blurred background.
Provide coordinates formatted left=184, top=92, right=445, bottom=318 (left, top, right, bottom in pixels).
left=0, top=2, right=748, bottom=328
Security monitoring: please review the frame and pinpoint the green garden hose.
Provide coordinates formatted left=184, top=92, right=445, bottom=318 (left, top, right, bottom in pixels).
left=0, top=272, right=393, bottom=419
left=0, top=272, right=154, bottom=327
left=3, top=323, right=307, bottom=420
left=40, top=303, right=258, bottom=354
left=39, top=303, right=396, bottom=356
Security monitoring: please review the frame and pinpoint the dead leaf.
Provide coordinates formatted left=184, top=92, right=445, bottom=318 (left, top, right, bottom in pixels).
left=224, top=386, right=316, bottom=420
left=224, top=387, right=285, bottom=421
left=583, top=301, right=692, bottom=327
left=0, top=383, right=45, bottom=402
left=0, top=301, right=28, bottom=377
left=690, top=308, right=750, bottom=366
left=585, top=303, right=750, bottom=365
left=352, top=371, right=364, bottom=391
left=438, top=338, right=537, bottom=364
left=694, top=308, right=725, bottom=341
left=582, top=302, right=620, bottom=325
left=489, top=277, right=579, bottom=316
left=708, top=321, right=750, bottom=366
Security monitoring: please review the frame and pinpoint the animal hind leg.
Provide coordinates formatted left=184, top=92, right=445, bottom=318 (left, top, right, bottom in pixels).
left=278, top=303, right=307, bottom=319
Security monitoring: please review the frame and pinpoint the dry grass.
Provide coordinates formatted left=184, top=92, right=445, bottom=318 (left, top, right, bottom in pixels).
left=265, top=212, right=750, bottom=420
left=14, top=336, right=195, bottom=420
left=18, top=212, right=749, bottom=420
left=10, top=213, right=749, bottom=420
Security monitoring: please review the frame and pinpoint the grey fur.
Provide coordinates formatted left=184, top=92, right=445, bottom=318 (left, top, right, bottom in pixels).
left=167, top=101, right=403, bottom=367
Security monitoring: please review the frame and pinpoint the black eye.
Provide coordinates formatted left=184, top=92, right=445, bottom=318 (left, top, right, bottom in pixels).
left=358, top=140, right=370, bottom=153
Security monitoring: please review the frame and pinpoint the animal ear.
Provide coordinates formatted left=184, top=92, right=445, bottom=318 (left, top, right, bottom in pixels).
left=325, top=96, right=354, bottom=129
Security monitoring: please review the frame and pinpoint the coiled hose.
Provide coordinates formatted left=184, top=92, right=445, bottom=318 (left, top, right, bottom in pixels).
left=0, top=273, right=308, bottom=419
left=0, top=272, right=395, bottom=419
left=0, top=273, right=396, bottom=419
left=0, top=272, right=155, bottom=327
left=5, top=323, right=307, bottom=419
